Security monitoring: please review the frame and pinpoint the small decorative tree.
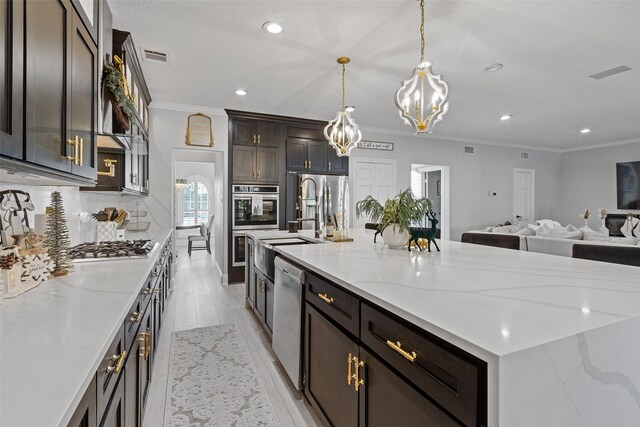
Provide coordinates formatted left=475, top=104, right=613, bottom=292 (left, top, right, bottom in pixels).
left=44, top=191, right=73, bottom=276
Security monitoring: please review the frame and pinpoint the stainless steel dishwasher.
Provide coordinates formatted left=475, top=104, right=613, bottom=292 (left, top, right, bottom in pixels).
left=272, top=256, right=305, bottom=390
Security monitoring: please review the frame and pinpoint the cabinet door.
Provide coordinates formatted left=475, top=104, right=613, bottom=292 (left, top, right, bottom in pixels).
left=126, top=124, right=141, bottom=191
left=124, top=330, right=142, bottom=427
left=232, top=145, right=256, bottom=182
left=69, top=10, right=97, bottom=179
left=232, top=119, right=257, bottom=145
left=304, top=303, right=358, bottom=427
left=256, top=120, right=278, bottom=147
left=139, top=139, right=149, bottom=194
left=245, top=240, right=255, bottom=307
left=307, top=140, right=327, bottom=173
left=99, top=375, right=125, bottom=427
left=67, top=376, right=97, bottom=427
left=255, top=272, right=266, bottom=322
left=286, top=138, right=307, bottom=171
left=256, top=146, right=279, bottom=183
left=0, top=0, right=24, bottom=159
left=358, top=348, right=459, bottom=427
left=24, top=0, right=72, bottom=172
left=265, top=276, right=274, bottom=333
left=326, top=144, right=348, bottom=175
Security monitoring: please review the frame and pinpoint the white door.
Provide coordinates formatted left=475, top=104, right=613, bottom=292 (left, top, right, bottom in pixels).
left=514, top=169, right=535, bottom=222
left=353, top=159, right=397, bottom=226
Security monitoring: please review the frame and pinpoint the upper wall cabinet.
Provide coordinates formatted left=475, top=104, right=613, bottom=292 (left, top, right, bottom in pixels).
left=0, top=0, right=98, bottom=184
left=286, top=126, right=348, bottom=175
left=232, top=119, right=278, bottom=147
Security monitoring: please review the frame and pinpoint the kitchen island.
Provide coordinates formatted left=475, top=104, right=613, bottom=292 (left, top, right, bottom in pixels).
left=1, top=230, right=173, bottom=427
left=275, top=228, right=640, bottom=426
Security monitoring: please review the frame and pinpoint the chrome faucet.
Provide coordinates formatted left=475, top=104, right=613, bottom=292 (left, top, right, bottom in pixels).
left=298, top=177, right=321, bottom=238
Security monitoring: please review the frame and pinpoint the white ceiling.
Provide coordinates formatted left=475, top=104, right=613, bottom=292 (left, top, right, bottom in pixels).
left=110, top=0, right=640, bottom=151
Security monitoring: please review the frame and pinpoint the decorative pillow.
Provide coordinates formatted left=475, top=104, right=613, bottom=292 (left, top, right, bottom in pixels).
left=621, top=217, right=640, bottom=239
left=537, top=219, right=563, bottom=228
left=490, top=225, right=522, bottom=234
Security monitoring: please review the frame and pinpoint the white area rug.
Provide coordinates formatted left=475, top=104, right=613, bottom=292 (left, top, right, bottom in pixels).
left=165, top=324, right=280, bottom=426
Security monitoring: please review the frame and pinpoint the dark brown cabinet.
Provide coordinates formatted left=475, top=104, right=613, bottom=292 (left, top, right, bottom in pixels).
left=307, top=140, right=327, bottom=173
left=326, top=144, right=348, bottom=174
left=1, top=0, right=98, bottom=183
left=232, top=119, right=278, bottom=147
left=68, top=376, right=97, bottom=427
left=124, top=304, right=152, bottom=427
left=232, top=145, right=256, bottom=182
left=100, top=376, right=125, bottom=427
left=232, top=145, right=278, bottom=184
left=0, top=0, right=24, bottom=159
left=305, top=303, right=359, bottom=427
left=245, top=238, right=256, bottom=307
left=286, top=137, right=347, bottom=175
left=358, top=348, right=459, bottom=427
left=252, top=270, right=274, bottom=335
left=256, top=146, right=279, bottom=183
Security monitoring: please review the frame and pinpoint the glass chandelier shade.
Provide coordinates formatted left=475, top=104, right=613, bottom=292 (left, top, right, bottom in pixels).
left=394, top=0, right=450, bottom=134
left=324, top=57, right=362, bottom=157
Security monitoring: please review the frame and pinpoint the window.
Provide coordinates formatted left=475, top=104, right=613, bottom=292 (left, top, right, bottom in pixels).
left=182, top=179, right=209, bottom=225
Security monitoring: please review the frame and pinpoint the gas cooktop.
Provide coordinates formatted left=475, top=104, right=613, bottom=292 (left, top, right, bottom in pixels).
left=69, top=240, right=157, bottom=262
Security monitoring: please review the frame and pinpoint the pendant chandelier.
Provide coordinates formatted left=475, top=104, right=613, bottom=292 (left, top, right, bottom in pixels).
left=324, top=57, right=362, bottom=157
left=394, top=0, right=449, bottom=134
left=175, top=178, right=188, bottom=191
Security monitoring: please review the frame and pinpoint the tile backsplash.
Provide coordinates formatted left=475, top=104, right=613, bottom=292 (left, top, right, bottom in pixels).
left=0, top=184, right=149, bottom=245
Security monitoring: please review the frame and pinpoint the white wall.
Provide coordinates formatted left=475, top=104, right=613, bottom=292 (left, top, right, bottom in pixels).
left=558, top=141, right=640, bottom=227
left=350, top=131, right=562, bottom=240
left=148, top=105, right=229, bottom=282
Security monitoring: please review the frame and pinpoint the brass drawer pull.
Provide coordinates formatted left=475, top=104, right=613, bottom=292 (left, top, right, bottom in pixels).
left=351, top=354, right=364, bottom=392
left=143, top=287, right=152, bottom=295
left=386, top=340, right=417, bottom=363
left=138, top=333, right=146, bottom=358
left=318, top=293, right=334, bottom=304
left=97, top=159, right=118, bottom=177
left=347, top=353, right=353, bottom=385
left=145, top=327, right=151, bottom=360
left=106, top=350, right=127, bottom=374
left=257, top=134, right=261, bottom=144
left=253, top=134, right=257, bottom=144
left=129, top=311, right=142, bottom=323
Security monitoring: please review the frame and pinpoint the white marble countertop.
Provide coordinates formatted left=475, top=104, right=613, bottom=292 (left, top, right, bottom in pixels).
left=275, top=228, right=640, bottom=358
left=0, top=230, right=172, bottom=427
left=245, top=229, right=322, bottom=242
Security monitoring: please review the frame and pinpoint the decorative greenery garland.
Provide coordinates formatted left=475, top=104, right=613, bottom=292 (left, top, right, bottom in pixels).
left=102, top=58, right=136, bottom=129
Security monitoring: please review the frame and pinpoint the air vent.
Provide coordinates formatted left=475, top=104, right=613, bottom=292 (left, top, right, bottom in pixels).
left=142, top=49, right=168, bottom=63
left=521, top=152, right=529, bottom=160
left=464, top=146, right=475, bottom=155
left=589, top=65, right=631, bottom=80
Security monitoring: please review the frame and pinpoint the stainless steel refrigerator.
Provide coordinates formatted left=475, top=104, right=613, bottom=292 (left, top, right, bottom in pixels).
left=295, top=174, right=350, bottom=233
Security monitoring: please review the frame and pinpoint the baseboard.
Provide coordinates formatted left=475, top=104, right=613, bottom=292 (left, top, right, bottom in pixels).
left=213, top=260, right=228, bottom=285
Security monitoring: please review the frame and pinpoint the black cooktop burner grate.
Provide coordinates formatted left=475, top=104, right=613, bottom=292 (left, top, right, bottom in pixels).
left=69, top=240, right=155, bottom=260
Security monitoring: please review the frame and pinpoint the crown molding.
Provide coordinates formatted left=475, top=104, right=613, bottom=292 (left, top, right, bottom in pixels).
left=150, top=101, right=227, bottom=117
left=558, top=138, right=640, bottom=154
left=359, top=125, right=564, bottom=153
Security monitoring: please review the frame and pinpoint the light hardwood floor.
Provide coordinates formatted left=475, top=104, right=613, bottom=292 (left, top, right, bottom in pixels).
left=142, top=242, right=322, bottom=427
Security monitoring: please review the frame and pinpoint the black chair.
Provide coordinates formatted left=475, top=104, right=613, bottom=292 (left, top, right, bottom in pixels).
left=572, top=244, right=640, bottom=267
left=188, top=215, right=215, bottom=256
left=461, top=232, right=520, bottom=250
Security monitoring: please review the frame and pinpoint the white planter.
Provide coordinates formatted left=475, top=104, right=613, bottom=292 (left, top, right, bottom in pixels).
left=381, top=224, right=410, bottom=249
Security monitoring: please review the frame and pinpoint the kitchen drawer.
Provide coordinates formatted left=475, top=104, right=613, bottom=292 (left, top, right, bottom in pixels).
left=124, top=294, right=144, bottom=352
left=306, top=272, right=359, bottom=337
left=96, top=324, right=126, bottom=421
left=360, top=303, right=486, bottom=427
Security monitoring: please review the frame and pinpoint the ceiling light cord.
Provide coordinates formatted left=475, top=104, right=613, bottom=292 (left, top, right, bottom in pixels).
left=420, top=0, right=425, bottom=63
left=341, top=63, right=346, bottom=112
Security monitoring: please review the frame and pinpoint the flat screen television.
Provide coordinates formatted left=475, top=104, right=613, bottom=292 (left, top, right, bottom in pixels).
left=617, top=161, right=640, bottom=210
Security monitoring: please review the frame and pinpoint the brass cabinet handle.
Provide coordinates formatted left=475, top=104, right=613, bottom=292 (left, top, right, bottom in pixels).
left=145, top=327, right=150, bottom=360
left=106, top=350, right=127, bottom=374
left=304, top=160, right=308, bottom=169
left=386, top=340, right=417, bottom=363
left=351, top=355, right=364, bottom=392
left=129, top=311, right=142, bottom=323
left=308, top=160, right=312, bottom=169
left=253, top=134, right=257, bottom=144
left=143, top=287, right=152, bottom=295
left=138, top=333, right=146, bottom=358
left=317, top=293, right=334, bottom=304
left=328, top=161, right=331, bottom=170
left=97, top=159, right=118, bottom=177
left=64, top=136, right=80, bottom=164
left=257, top=134, right=261, bottom=144
left=257, top=169, right=261, bottom=180
left=347, top=353, right=353, bottom=385
left=79, top=137, right=84, bottom=166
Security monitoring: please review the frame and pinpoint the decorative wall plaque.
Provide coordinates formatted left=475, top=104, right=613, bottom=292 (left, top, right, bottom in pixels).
left=185, top=113, right=214, bottom=147
left=358, top=140, right=394, bottom=151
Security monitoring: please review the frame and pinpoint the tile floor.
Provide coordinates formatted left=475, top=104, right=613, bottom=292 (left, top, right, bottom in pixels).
left=142, top=242, right=321, bottom=427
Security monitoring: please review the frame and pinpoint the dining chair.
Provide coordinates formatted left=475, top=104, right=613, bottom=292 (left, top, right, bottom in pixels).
left=188, top=215, right=215, bottom=256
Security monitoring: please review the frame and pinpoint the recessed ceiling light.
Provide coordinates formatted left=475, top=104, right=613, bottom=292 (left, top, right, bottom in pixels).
left=262, top=21, right=283, bottom=34
left=499, top=114, right=512, bottom=121
left=580, top=128, right=591, bottom=134
left=484, top=63, right=504, bottom=73
left=345, top=106, right=356, bottom=113
left=235, top=89, right=247, bottom=96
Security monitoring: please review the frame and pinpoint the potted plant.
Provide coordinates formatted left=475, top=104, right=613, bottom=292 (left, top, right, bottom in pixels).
left=356, top=188, right=432, bottom=248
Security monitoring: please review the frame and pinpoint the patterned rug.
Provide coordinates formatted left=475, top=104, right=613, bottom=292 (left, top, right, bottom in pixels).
left=165, top=324, right=281, bottom=426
